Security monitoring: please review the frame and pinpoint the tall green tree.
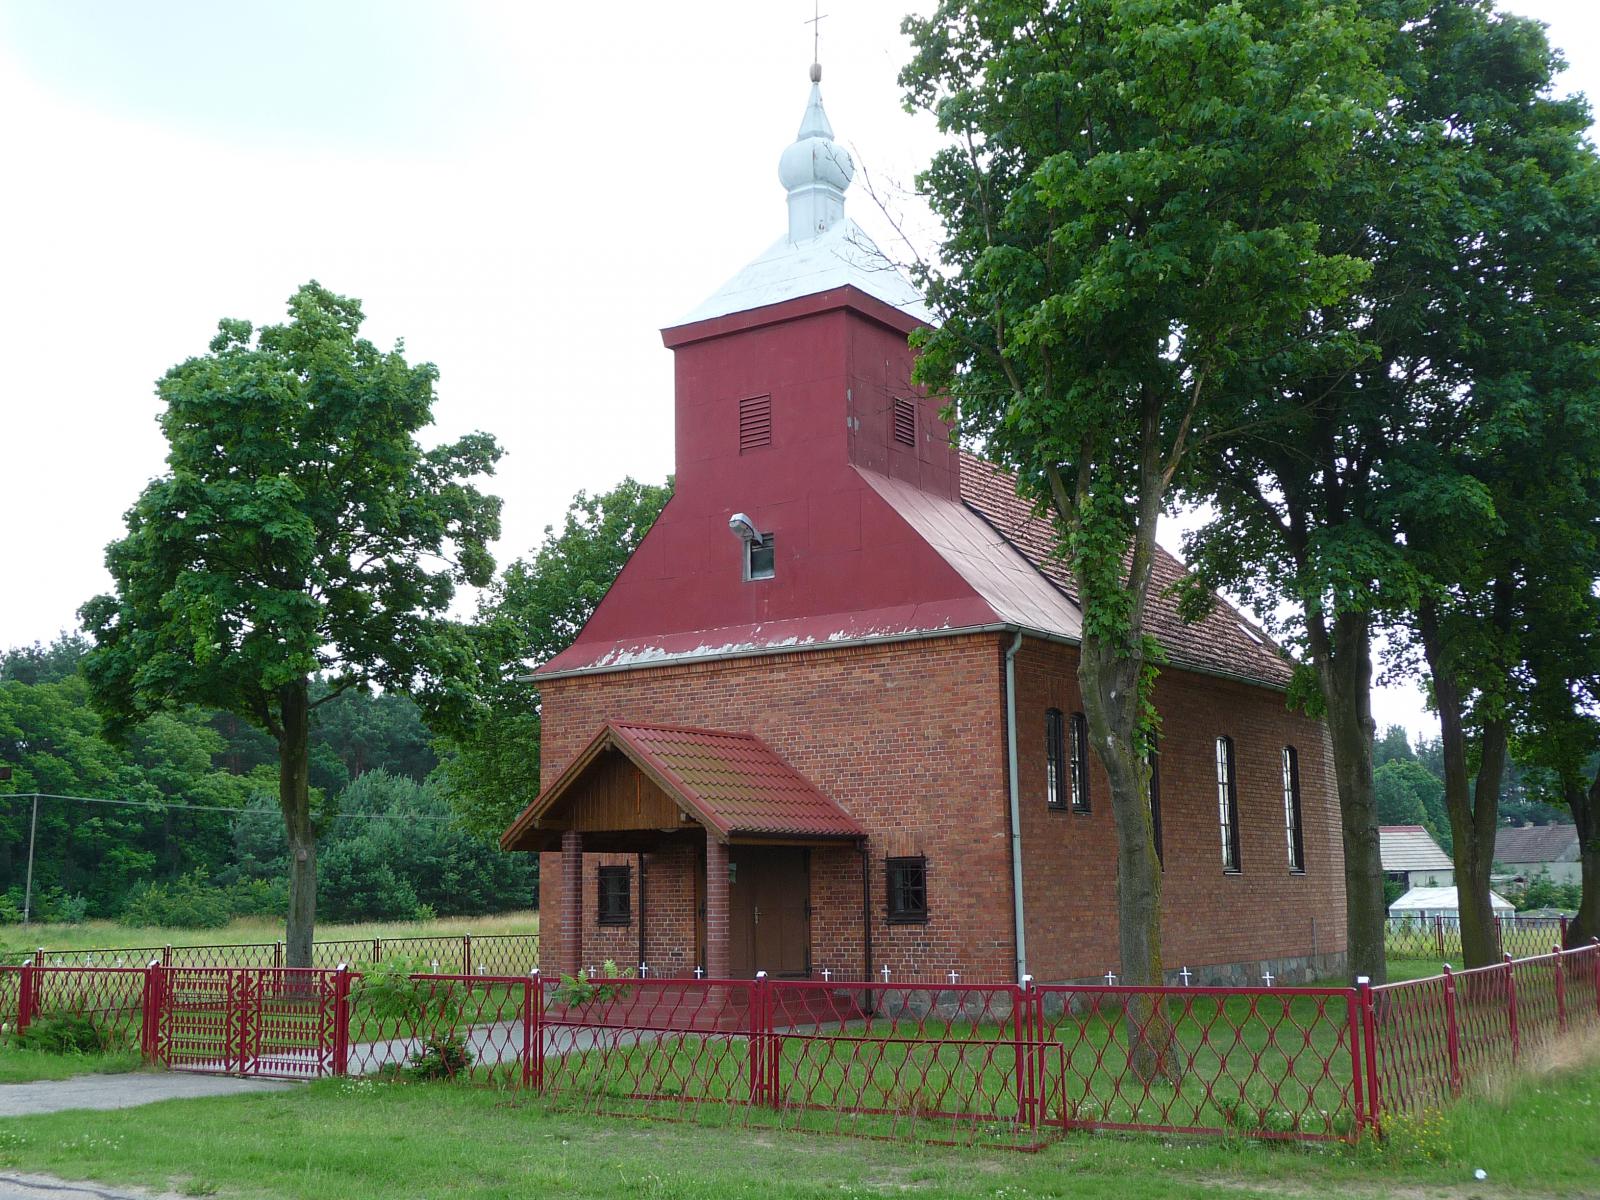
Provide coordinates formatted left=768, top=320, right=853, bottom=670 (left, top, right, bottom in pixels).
left=80, top=282, right=502, bottom=966
left=1181, top=0, right=1597, bottom=978
left=438, top=478, right=670, bottom=839
left=901, top=0, right=1380, bottom=1070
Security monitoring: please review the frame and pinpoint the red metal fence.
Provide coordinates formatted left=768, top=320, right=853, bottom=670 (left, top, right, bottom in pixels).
left=5, top=932, right=537, bottom=975
left=1384, top=914, right=1572, bottom=962
left=3, top=941, right=1596, bottom=1146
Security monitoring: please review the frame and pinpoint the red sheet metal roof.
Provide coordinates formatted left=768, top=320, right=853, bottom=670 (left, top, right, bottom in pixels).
left=500, top=721, right=864, bottom=850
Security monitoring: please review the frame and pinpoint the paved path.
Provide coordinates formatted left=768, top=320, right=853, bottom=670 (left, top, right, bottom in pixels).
left=0, top=1174, right=187, bottom=1200
left=0, top=1073, right=294, bottom=1118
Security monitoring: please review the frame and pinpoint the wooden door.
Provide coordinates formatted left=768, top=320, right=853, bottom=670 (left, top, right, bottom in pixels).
left=728, top=847, right=810, bottom=978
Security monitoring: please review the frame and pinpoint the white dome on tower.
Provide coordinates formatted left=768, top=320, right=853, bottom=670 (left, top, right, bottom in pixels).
left=673, top=65, right=930, bottom=329
left=780, top=73, right=854, bottom=242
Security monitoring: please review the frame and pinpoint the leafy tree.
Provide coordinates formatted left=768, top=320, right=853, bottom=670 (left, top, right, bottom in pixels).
left=1373, top=726, right=1416, bottom=770
left=901, top=0, right=1380, bottom=1070
left=1181, top=0, right=1598, bottom=979
left=0, top=633, right=90, bottom=685
left=79, top=282, right=502, bottom=966
left=438, top=478, right=670, bottom=839
left=1374, top=759, right=1450, bottom=851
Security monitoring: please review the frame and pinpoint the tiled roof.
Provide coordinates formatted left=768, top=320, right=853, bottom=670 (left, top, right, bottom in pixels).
left=1494, top=824, right=1580, bottom=865
left=500, top=721, right=864, bottom=849
left=1379, top=826, right=1454, bottom=873
left=958, top=453, right=1295, bottom=688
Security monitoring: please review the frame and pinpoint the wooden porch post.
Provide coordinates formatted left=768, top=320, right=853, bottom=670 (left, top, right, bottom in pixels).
left=705, top=837, right=730, bottom=979
left=560, top=829, right=584, bottom=977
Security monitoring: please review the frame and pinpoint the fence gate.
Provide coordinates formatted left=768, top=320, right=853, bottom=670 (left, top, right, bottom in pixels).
left=158, top=968, right=338, bottom=1079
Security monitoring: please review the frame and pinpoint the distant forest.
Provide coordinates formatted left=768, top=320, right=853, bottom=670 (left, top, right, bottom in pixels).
left=0, top=633, right=535, bottom=927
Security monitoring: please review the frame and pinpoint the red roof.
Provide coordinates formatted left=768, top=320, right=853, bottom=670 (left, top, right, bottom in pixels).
left=959, top=453, right=1294, bottom=688
left=500, top=721, right=864, bottom=849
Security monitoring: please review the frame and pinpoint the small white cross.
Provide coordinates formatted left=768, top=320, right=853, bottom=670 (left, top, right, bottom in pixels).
left=1262, top=970, right=1276, bottom=988
left=1104, top=970, right=1118, bottom=986
left=639, top=963, right=649, bottom=978
left=587, top=965, right=596, bottom=980
left=880, top=964, right=891, bottom=982
left=693, top=965, right=704, bottom=980
left=1179, top=966, right=1193, bottom=987
left=821, top=967, right=832, bottom=982
left=476, top=966, right=485, bottom=976
left=947, top=969, right=960, bottom=985
left=431, top=959, right=439, bottom=973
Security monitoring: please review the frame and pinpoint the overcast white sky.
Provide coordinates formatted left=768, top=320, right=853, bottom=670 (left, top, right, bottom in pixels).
left=1, top=1, right=1594, bottom=741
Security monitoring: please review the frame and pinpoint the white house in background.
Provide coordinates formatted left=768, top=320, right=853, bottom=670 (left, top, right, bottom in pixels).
left=1380, top=825, right=1455, bottom=889
left=1389, top=885, right=1514, bottom=921
left=1494, top=824, right=1581, bottom=887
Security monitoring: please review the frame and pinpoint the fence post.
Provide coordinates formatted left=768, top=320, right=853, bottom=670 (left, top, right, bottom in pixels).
left=463, top=934, right=473, bottom=978
left=1504, top=953, right=1520, bottom=1062
left=1344, top=983, right=1367, bottom=1141
left=1434, top=916, right=1445, bottom=958
left=1593, top=938, right=1600, bottom=1018
left=17, top=961, right=35, bottom=1035
left=1012, top=978, right=1032, bottom=1128
left=1441, top=964, right=1461, bottom=1097
left=1561, top=915, right=1570, bottom=946
left=274, top=942, right=283, bottom=970
left=529, top=969, right=544, bottom=1091
left=372, top=937, right=382, bottom=965
left=163, top=945, right=173, bottom=969
left=331, top=964, right=351, bottom=1077
left=1356, top=977, right=1381, bottom=1135
left=1552, top=945, right=1567, bottom=1032
left=749, top=971, right=768, bottom=1107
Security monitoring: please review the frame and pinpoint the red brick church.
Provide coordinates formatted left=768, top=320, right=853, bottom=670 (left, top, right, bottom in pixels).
left=502, top=69, right=1347, bottom=986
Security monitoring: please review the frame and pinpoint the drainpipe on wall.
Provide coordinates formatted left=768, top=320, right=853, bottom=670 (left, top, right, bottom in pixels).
left=1004, top=631, right=1028, bottom=985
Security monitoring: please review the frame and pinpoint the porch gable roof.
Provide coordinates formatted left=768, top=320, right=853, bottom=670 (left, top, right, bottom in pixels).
left=499, top=720, right=865, bottom=851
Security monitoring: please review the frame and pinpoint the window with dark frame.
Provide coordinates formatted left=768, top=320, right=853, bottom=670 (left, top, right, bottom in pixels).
left=597, top=865, right=631, bottom=926
left=886, top=856, right=928, bottom=923
left=1147, top=732, right=1163, bottom=867
left=744, top=533, right=775, bottom=581
left=1283, top=745, right=1306, bottom=872
left=1069, top=712, right=1090, bottom=813
left=1216, top=735, right=1241, bottom=872
left=1045, top=708, right=1067, bottom=810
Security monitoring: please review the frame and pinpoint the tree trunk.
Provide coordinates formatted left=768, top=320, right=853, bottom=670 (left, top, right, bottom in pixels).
left=1567, top=774, right=1600, bottom=948
left=1420, top=602, right=1507, bottom=969
left=278, top=679, right=317, bottom=970
left=1312, top=611, right=1386, bottom=984
left=1078, top=633, right=1176, bottom=1083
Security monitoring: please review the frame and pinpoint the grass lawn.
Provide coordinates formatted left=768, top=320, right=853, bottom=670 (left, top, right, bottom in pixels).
left=0, top=910, right=539, bottom=960
left=0, top=1047, right=142, bottom=1084
left=0, top=1054, right=1597, bottom=1199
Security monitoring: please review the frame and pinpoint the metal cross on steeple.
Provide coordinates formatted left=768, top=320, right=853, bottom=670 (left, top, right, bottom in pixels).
left=805, top=2, right=828, bottom=80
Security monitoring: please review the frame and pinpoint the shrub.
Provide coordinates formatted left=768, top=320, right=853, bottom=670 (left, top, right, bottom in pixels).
left=406, top=1033, right=472, bottom=1080
left=15, top=1014, right=116, bottom=1055
left=119, top=871, right=231, bottom=929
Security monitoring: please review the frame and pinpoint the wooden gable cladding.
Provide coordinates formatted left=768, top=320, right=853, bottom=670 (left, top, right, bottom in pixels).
left=554, top=749, right=688, bottom=834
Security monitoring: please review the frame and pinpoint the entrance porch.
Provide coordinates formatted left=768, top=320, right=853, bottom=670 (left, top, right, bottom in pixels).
left=500, top=721, right=866, bottom=980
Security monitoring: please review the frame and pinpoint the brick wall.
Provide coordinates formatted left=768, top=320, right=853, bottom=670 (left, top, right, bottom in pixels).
left=1012, top=639, right=1347, bottom=982
left=534, top=631, right=1346, bottom=984
left=537, top=634, right=1014, bottom=980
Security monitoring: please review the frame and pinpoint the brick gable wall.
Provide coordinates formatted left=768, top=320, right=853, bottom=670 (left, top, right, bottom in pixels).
left=1012, top=640, right=1346, bottom=981
left=536, top=631, right=1346, bottom=983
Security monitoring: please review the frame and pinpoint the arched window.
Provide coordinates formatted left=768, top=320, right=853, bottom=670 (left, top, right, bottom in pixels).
left=1069, top=713, right=1090, bottom=813
left=1216, top=736, right=1241, bottom=872
left=1045, top=709, right=1066, bottom=810
left=1283, top=746, right=1306, bottom=872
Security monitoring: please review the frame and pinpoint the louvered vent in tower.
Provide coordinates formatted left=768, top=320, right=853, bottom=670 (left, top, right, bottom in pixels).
left=739, top=395, right=772, bottom=452
left=892, top=398, right=916, bottom=446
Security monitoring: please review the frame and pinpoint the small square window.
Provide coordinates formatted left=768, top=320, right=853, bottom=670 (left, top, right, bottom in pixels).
left=744, top=534, right=775, bottom=581
left=886, top=856, right=928, bottom=924
left=598, top=865, right=631, bottom=926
